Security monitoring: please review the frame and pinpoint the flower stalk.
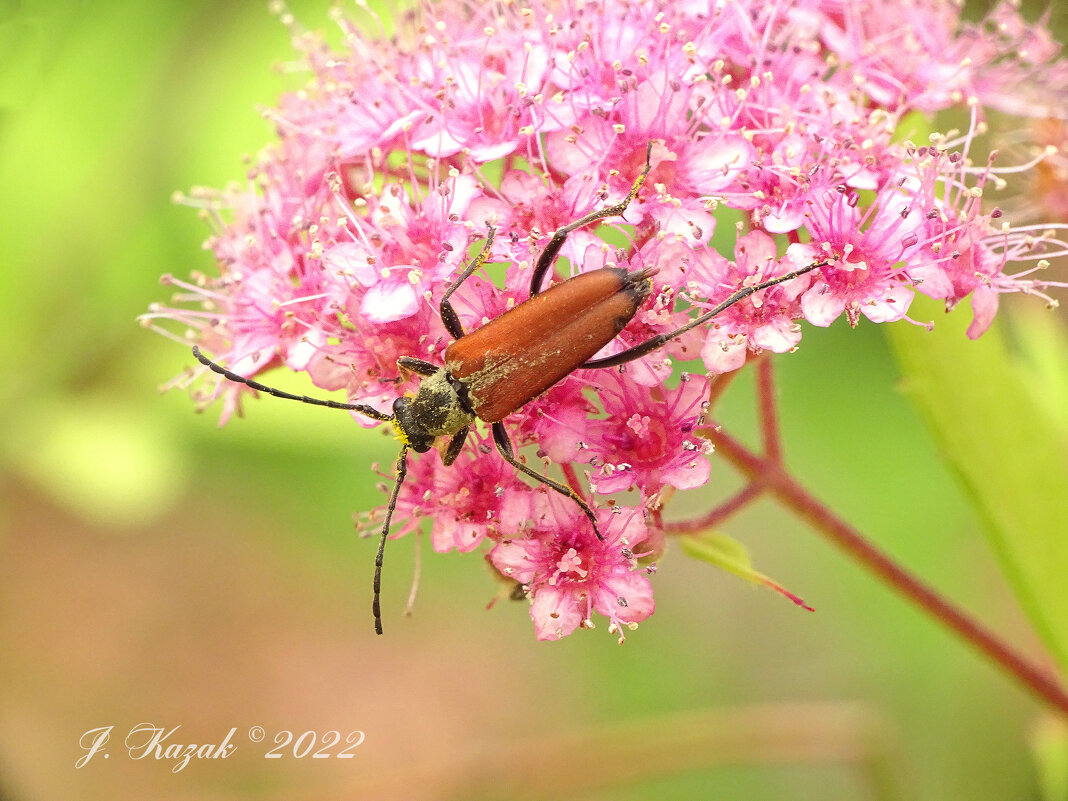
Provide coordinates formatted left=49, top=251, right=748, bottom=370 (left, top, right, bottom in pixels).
left=678, top=357, right=1068, bottom=715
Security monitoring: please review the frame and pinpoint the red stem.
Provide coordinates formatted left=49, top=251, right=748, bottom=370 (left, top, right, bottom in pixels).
left=672, top=357, right=1068, bottom=714
left=665, top=482, right=764, bottom=534
left=561, top=462, right=585, bottom=498
left=707, top=367, right=740, bottom=410
left=703, top=426, right=1068, bottom=716
left=755, top=356, right=782, bottom=463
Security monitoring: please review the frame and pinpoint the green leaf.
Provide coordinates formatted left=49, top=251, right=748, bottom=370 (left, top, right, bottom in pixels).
left=1032, top=715, right=1068, bottom=801
left=681, top=531, right=814, bottom=611
left=1013, top=308, right=1068, bottom=435
left=885, top=295, right=1068, bottom=672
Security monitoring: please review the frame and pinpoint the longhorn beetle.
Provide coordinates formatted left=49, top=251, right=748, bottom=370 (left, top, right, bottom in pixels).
left=192, top=143, right=827, bottom=634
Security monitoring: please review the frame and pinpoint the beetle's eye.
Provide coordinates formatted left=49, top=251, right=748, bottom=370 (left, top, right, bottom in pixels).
left=392, top=397, right=435, bottom=453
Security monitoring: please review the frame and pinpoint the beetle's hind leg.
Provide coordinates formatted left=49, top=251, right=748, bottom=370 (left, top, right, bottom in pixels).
left=491, top=422, right=603, bottom=541
left=529, top=141, right=654, bottom=297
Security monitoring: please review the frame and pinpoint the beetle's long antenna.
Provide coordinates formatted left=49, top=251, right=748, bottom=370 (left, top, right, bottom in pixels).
left=581, top=259, right=832, bottom=369
left=192, top=346, right=392, bottom=421
left=374, top=443, right=410, bottom=635
left=192, top=344, right=412, bottom=634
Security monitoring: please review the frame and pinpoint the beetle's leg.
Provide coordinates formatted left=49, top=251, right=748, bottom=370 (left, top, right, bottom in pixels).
left=530, top=141, right=654, bottom=297
left=580, top=260, right=831, bottom=369
left=397, top=356, right=439, bottom=378
left=440, top=226, right=497, bottom=340
left=373, top=443, right=410, bottom=635
left=491, top=421, right=603, bottom=541
left=192, top=346, right=392, bottom=420
left=441, top=425, right=470, bottom=466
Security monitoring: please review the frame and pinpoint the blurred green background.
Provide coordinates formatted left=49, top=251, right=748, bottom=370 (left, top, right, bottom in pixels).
left=1, top=1, right=1066, bottom=799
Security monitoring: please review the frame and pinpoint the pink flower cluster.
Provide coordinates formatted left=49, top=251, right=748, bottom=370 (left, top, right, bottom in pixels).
left=144, top=0, right=1068, bottom=639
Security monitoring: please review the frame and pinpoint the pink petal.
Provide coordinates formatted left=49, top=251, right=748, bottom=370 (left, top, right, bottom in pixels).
left=701, top=329, right=748, bottom=373
left=735, top=230, right=778, bottom=267
left=763, top=201, right=806, bottom=234
left=967, top=285, right=999, bottom=339
left=751, top=317, right=802, bottom=353
left=411, top=125, right=465, bottom=158
left=909, top=262, right=955, bottom=299
left=431, top=520, right=485, bottom=554
left=530, top=586, right=583, bottom=641
left=651, top=204, right=717, bottom=243
left=592, top=571, right=655, bottom=624
left=488, top=539, right=536, bottom=585
left=800, top=283, right=846, bottom=327
left=360, top=281, right=419, bottom=323
left=590, top=468, right=634, bottom=496
left=685, top=135, right=754, bottom=193
left=323, top=242, right=377, bottom=287
left=497, top=489, right=535, bottom=534
left=862, top=286, right=914, bottom=323
left=660, top=456, right=712, bottom=491
left=284, top=330, right=325, bottom=371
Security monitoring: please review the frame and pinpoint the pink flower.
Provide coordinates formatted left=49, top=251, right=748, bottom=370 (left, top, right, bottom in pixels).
left=321, top=177, right=477, bottom=325
left=890, top=143, right=1068, bottom=338
left=793, top=177, right=928, bottom=329
left=391, top=431, right=534, bottom=554
left=488, top=500, right=654, bottom=641
left=685, top=232, right=816, bottom=373
left=582, top=371, right=713, bottom=496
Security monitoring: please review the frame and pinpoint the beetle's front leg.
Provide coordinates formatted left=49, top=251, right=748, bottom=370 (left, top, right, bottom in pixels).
left=440, top=226, right=497, bottom=340
left=529, top=141, right=654, bottom=297
left=397, top=356, right=439, bottom=378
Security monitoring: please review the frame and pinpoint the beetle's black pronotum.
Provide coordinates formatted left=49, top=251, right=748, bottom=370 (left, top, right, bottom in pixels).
left=193, top=144, right=826, bottom=633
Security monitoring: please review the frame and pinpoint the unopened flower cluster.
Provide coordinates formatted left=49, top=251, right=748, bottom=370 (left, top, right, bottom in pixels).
left=145, top=0, right=1067, bottom=640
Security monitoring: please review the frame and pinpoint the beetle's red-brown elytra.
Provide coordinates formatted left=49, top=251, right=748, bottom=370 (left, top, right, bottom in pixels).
left=444, top=266, right=656, bottom=422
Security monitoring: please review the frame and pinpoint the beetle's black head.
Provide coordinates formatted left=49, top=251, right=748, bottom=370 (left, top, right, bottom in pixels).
left=391, top=396, right=436, bottom=453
